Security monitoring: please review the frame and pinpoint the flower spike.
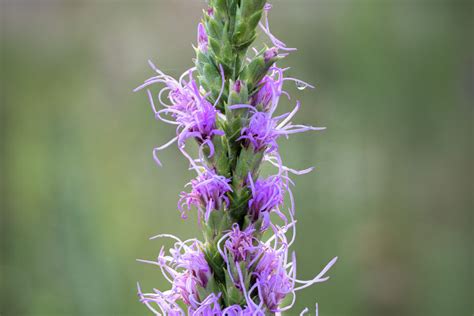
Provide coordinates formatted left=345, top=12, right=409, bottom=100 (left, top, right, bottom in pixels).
left=135, top=1, right=336, bottom=314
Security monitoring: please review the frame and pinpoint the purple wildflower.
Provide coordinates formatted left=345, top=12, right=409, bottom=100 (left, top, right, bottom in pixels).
left=237, top=101, right=324, bottom=153
left=222, top=224, right=257, bottom=263
left=137, top=236, right=213, bottom=315
left=248, top=175, right=286, bottom=229
left=218, top=227, right=295, bottom=313
left=251, top=66, right=315, bottom=111
left=253, top=248, right=293, bottom=312
left=136, top=1, right=338, bottom=314
left=249, top=233, right=337, bottom=313
left=239, top=111, right=278, bottom=152
left=179, top=169, right=232, bottom=221
left=251, top=75, right=277, bottom=110
left=134, top=63, right=224, bottom=167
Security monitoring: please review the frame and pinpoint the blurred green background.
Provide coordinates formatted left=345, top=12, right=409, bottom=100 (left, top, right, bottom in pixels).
left=1, top=0, right=472, bottom=315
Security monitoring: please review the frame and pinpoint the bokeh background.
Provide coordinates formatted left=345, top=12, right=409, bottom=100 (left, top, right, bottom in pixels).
left=1, top=0, right=472, bottom=315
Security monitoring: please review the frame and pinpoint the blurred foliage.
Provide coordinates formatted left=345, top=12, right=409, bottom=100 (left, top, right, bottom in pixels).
left=1, top=0, right=472, bottom=315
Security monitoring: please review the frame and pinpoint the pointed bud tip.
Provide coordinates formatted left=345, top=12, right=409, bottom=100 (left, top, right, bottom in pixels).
left=264, top=47, right=279, bottom=62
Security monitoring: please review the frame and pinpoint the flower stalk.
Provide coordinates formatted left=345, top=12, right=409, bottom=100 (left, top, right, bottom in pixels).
left=135, top=1, right=337, bottom=315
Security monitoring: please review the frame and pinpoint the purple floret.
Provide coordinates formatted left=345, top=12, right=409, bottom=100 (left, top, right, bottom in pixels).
left=137, top=236, right=213, bottom=315
left=238, top=100, right=325, bottom=154
left=248, top=175, right=286, bottom=229
left=239, top=111, right=278, bottom=152
left=179, top=169, right=232, bottom=221
left=253, top=248, right=293, bottom=312
left=223, top=224, right=257, bottom=263
left=134, top=64, right=224, bottom=168
left=135, top=1, right=338, bottom=314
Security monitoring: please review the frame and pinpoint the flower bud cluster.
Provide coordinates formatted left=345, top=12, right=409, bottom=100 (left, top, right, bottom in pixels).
left=135, top=1, right=337, bottom=315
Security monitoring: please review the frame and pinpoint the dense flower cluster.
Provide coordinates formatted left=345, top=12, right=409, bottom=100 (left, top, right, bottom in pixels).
left=247, top=175, right=285, bottom=229
left=135, top=1, right=336, bottom=315
left=134, top=65, right=224, bottom=168
left=179, top=169, right=232, bottom=221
